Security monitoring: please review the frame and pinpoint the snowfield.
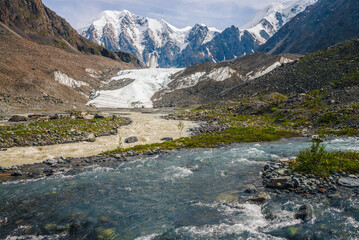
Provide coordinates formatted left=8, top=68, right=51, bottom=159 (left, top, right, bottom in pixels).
left=87, top=68, right=183, bottom=108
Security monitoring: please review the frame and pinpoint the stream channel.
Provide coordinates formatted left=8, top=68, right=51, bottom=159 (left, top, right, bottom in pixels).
left=0, top=137, right=358, bottom=239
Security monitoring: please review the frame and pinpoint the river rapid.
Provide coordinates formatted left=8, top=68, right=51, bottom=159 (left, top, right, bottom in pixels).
left=0, top=137, right=358, bottom=239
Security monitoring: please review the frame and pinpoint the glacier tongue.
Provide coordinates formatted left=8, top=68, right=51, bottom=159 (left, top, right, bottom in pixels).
left=87, top=68, right=183, bottom=108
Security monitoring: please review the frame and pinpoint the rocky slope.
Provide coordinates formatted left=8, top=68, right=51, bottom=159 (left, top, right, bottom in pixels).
left=153, top=36, right=359, bottom=108
left=259, top=0, right=359, bottom=55
left=79, top=0, right=316, bottom=67
left=152, top=53, right=301, bottom=107
left=0, top=0, right=142, bottom=66
left=0, top=30, right=135, bottom=112
left=229, top=37, right=359, bottom=103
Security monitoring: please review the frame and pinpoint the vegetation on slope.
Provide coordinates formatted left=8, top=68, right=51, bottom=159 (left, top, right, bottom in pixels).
left=231, top=37, right=359, bottom=104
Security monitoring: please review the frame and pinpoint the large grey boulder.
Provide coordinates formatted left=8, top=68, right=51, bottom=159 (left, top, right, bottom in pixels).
left=337, top=177, right=359, bottom=188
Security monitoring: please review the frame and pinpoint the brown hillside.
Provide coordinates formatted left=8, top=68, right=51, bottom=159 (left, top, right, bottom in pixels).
left=0, top=31, right=135, bottom=113
left=0, top=0, right=142, bottom=66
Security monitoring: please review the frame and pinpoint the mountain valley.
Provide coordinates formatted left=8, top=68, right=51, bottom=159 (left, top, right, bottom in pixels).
left=0, top=0, right=359, bottom=239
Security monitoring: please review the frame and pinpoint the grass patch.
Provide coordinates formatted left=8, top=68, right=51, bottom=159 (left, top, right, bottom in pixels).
left=292, top=138, right=359, bottom=177
left=318, top=128, right=359, bottom=136
left=0, top=117, right=129, bottom=147
left=104, top=127, right=299, bottom=154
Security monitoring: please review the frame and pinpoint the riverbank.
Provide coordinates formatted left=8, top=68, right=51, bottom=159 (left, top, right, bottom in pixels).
left=0, top=112, right=198, bottom=168
left=1, top=137, right=358, bottom=239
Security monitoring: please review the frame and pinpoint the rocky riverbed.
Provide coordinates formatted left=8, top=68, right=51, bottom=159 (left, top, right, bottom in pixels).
left=261, top=159, right=359, bottom=198
left=0, top=148, right=177, bottom=183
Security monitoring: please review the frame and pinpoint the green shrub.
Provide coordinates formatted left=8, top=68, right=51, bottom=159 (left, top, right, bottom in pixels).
left=304, top=90, right=324, bottom=110
left=293, top=137, right=359, bottom=177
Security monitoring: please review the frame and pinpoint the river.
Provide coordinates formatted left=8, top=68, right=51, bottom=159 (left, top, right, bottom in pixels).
left=0, top=137, right=358, bottom=239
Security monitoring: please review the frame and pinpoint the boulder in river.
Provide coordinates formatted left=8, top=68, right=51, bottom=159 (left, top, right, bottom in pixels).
left=295, top=204, right=311, bottom=221
left=125, top=136, right=138, bottom=144
left=248, top=192, right=269, bottom=203
left=244, top=184, right=257, bottom=193
left=94, top=114, right=105, bottom=119
left=337, top=177, right=359, bottom=187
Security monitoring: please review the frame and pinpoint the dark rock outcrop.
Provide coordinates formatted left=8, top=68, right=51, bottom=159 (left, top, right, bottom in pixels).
left=227, top=37, right=359, bottom=105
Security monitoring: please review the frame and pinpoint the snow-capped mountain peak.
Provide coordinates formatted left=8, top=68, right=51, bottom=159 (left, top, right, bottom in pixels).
left=78, top=10, right=221, bottom=68
left=79, top=1, right=317, bottom=67
left=243, top=0, right=318, bottom=43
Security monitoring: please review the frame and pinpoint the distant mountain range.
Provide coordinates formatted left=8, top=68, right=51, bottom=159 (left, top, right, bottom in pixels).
left=79, top=0, right=317, bottom=67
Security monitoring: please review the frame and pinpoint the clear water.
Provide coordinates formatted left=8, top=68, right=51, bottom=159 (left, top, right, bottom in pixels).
left=0, top=137, right=359, bottom=239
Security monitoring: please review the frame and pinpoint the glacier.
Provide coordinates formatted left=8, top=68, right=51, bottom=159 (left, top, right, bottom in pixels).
left=87, top=68, right=183, bottom=108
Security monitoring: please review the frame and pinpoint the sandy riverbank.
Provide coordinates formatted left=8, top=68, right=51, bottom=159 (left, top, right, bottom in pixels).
left=0, top=112, right=198, bottom=167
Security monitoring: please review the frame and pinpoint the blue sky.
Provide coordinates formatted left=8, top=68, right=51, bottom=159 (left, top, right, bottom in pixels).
left=42, top=0, right=281, bottom=30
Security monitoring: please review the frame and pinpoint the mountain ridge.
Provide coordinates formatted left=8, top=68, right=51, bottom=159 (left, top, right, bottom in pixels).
left=79, top=0, right=317, bottom=67
left=259, top=0, right=359, bottom=55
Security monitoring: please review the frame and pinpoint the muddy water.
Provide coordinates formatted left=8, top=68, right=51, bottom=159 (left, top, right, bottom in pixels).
left=0, top=112, right=198, bottom=167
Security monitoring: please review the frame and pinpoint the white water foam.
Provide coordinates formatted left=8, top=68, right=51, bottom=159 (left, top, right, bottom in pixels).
left=134, top=233, right=161, bottom=240
left=6, top=234, right=66, bottom=240
left=230, top=158, right=259, bottom=165
left=164, top=166, right=193, bottom=180
left=188, top=200, right=301, bottom=239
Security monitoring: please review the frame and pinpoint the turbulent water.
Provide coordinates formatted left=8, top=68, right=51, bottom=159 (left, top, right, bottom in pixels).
left=0, top=137, right=359, bottom=239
